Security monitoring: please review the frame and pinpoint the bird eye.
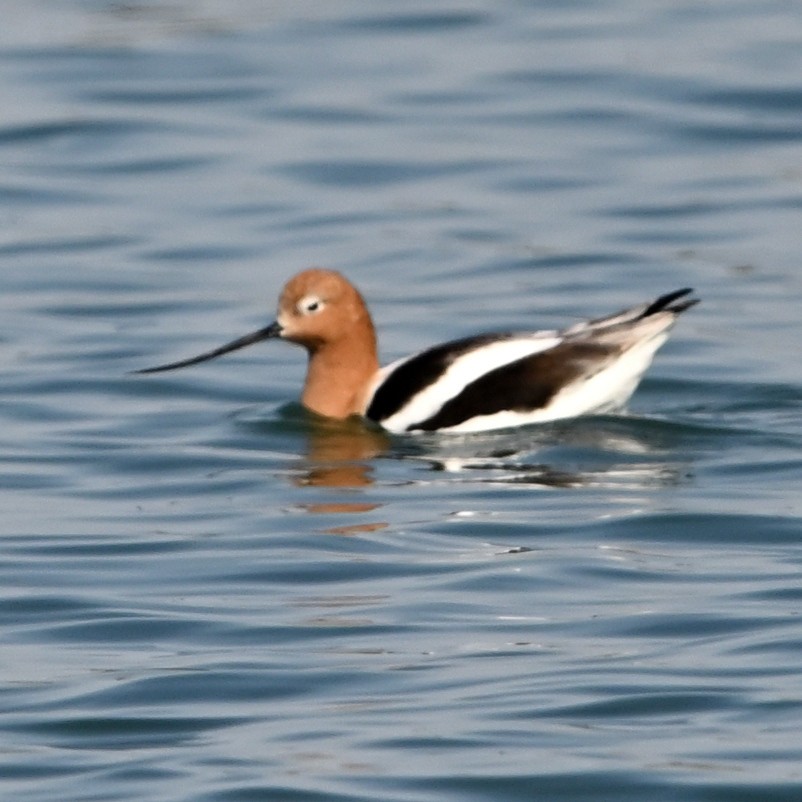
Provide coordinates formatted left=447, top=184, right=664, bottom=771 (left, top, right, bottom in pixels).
left=298, top=296, right=324, bottom=315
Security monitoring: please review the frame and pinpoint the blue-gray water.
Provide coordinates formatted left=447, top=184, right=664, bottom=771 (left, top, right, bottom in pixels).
left=2, top=2, right=801, bottom=800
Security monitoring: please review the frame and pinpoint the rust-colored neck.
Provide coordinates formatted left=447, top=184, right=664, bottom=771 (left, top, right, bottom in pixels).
left=300, top=320, right=379, bottom=419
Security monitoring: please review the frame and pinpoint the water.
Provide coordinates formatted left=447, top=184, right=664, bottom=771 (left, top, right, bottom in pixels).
left=1, top=2, right=801, bottom=800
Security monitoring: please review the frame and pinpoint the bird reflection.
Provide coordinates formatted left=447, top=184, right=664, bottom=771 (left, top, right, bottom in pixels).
left=292, top=413, right=686, bottom=492
left=282, top=416, right=691, bottom=536
left=293, top=415, right=390, bottom=534
left=295, top=415, right=390, bottom=489
left=395, top=416, right=688, bottom=489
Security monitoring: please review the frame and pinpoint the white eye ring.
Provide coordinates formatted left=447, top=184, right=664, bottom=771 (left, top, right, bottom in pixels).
left=298, top=295, right=324, bottom=315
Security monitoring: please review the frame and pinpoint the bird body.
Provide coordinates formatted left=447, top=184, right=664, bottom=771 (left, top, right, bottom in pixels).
left=137, top=269, right=697, bottom=434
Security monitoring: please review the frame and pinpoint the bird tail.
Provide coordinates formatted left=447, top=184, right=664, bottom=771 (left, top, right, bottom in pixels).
left=564, top=288, right=698, bottom=337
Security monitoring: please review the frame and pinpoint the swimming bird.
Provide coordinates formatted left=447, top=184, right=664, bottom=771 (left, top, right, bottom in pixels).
left=135, top=269, right=698, bottom=433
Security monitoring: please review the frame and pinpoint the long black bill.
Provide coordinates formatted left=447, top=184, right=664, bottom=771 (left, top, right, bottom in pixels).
left=133, top=321, right=282, bottom=374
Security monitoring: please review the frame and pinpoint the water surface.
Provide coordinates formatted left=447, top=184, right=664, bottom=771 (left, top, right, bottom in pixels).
left=1, top=2, right=801, bottom=801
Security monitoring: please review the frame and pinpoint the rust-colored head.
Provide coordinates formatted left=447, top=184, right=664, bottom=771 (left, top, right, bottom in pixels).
left=274, top=268, right=375, bottom=351
left=272, top=269, right=379, bottom=418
